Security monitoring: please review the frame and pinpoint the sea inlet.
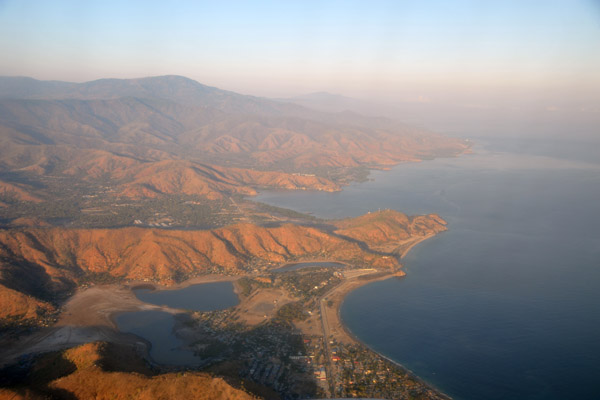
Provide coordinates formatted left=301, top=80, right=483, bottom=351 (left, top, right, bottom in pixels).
left=255, top=137, right=600, bottom=400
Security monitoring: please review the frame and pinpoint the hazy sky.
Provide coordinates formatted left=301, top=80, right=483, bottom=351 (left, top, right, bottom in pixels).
left=1, top=0, right=599, bottom=123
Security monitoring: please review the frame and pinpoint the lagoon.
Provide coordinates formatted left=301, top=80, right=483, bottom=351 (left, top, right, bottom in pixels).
left=116, top=281, right=239, bottom=366
left=115, top=310, right=201, bottom=366
left=133, top=281, right=238, bottom=311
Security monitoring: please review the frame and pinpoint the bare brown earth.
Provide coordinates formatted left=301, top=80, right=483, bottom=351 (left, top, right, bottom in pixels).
left=0, top=342, right=258, bottom=400
left=0, top=286, right=54, bottom=322
left=117, top=160, right=340, bottom=200
left=232, top=286, right=299, bottom=326
left=333, top=210, right=448, bottom=253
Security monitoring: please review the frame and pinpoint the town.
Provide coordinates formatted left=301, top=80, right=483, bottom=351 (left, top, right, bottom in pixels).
left=168, top=264, right=448, bottom=400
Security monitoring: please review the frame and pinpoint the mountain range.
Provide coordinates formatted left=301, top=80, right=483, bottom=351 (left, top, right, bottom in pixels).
left=0, top=75, right=465, bottom=328
left=0, top=75, right=469, bottom=211
left=0, top=76, right=462, bottom=398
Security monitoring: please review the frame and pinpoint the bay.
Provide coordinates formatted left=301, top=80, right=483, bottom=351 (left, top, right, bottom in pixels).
left=255, top=138, right=600, bottom=400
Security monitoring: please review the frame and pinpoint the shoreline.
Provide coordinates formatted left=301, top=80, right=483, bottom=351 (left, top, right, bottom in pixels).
left=319, top=235, right=452, bottom=399
left=319, top=270, right=405, bottom=344
left=0, top=275, right=238, bottom=367
left=321, top=232, right=437, bottom=345
left=395, top=232, right=439, bottom=258
left=334, top=282, right=452, bottom=400
left=0, top=237, right=448, bottom=396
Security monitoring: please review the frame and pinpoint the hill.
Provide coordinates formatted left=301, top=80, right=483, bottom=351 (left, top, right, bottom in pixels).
left=118, top=160, right=339, bottom=200
left=333, top=209, right=448, bottom=253
left=0, top=341, right=258, bottom=400
left=0, top=76, right=467, bottom=181
left=0, top=180, right=42, bottom=203
left=0, top=95, right=467, bottom=170
left=0, top=210, right=446, bottom=327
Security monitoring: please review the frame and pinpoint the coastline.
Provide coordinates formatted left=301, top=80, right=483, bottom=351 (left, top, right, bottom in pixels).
left=395, top=232, right=439, bottom=258
left=320, top=234, right=452, bottom=399
left=0, top=232, right=449, bottom=396
left=334, top=284, right=453, bottom=400
left=318, top=231, right=441, bottom=346
left=319, top=270, right=405, bottom=344
left=0, top=276, right=237, bottom=367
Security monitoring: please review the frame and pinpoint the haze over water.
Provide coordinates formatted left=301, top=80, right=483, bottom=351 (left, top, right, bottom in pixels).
left=1, top=1, right=599, bottom=397
left=256, top=137, right=600, bottom=400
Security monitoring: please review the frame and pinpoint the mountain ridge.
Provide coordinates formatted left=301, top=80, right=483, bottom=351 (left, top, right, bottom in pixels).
left=0, top=75, right=469, bottom=224
left=0, top=210, right=447, bottom=327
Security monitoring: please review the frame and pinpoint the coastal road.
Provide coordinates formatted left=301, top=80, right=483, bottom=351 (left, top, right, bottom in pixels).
left=319, top=295, right=334, bottom=397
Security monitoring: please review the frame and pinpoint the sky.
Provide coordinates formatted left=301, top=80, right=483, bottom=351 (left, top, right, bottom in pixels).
left=1, top=0, right=599, bottom=135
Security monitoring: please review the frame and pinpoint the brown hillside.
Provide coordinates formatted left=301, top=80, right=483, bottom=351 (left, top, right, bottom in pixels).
left=0, top=180, right=42, bottom=203
left=0, top=211, right=445, bottom=325
left=62, top=149, right=143, bottom=179
left=118, top=160, right=339, bottom=200
left=333, top=209, right=448, bottom=250
left=0, top=284, right=54, bottom=324
left=0, top=84, right=470, bottom=205
left=0, top=77, right=469, bottom=218
left=0, top=342, right=257, bottom=400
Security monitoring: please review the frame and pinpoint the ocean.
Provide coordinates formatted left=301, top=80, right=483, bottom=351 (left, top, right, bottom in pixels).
left=255, top=137, right=600, bottom=400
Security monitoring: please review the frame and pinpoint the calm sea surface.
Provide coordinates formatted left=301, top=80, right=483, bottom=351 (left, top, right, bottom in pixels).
left=255, top=138, right=600, bottom=400
left=116, top=282, right=238, bottom=365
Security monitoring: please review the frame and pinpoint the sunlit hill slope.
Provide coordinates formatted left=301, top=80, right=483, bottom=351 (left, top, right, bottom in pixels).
left=0, top=211, right=446, bottom=327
